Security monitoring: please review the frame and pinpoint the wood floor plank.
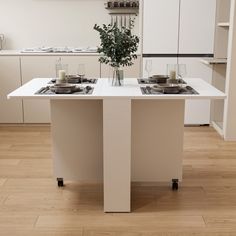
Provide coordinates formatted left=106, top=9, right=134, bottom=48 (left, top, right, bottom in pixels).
left=0, top=230, right=83, bottom=236
left=83, top=231, right=236, bottom=236
left=0, top=159, right=52, bottom=178
left=0, top=215, right=38, bottom=228
left=0, top=159, right=21, bottom=166
left=0, top=178, right=7, bottom=186
left=204, top=215, right=236, bottom=229
left=0, top=194, right=8, bottom=205
left=36, top=215, right=205, bottom=228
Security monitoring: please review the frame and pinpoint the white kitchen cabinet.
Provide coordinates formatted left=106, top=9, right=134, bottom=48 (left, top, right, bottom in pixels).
left=179, top=57, right=213, bottom=125
left=21, top=56, right=57, bottom=123
left=179, top=0, right=216, bottom=54
left=101, top=56, right=141, bottom=78
left=142, top=0, right=180, bottom=54
left=21, top=55, right=100, bottom=123
left=0, top=56, right=23, bottom=123
left=142, top=57, right=177, bottom=78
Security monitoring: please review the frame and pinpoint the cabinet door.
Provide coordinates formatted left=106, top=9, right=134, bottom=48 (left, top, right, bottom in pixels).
left=179, top=0, right=216, bottom=54
left=143, top=0, right=180, bottom=54
left=0, top=56, right=23, bottom=123
left=179, top=57, right=213, bottom=125
left=21, top=56, right=58, bottom=123
left=101, top=56, right=141, bottom=78
left=142, top=57, right=178, bottom=78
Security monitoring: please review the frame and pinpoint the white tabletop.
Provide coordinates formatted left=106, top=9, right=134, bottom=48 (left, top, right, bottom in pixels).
left=8, top=78, right=226, bottom=100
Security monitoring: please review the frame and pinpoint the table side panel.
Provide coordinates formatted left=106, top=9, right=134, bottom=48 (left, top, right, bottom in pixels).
left=132, top=100, right=185, bottom=182
left=51, top=99, right=103, bottom=182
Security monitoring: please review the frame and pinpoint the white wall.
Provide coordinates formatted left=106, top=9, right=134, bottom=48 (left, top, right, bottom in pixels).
left=0, top=0, right=139, bottom=49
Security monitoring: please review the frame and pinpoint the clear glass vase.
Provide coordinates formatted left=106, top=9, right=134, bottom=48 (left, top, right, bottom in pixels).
left=112, top=67, right=124, bottom=86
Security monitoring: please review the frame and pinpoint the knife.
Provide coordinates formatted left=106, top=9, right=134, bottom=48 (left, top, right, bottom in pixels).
left=36, top=87, right=46, bottom=94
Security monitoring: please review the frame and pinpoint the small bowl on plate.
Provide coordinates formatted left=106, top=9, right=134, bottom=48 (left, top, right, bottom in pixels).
left=154, top=83, right=181, bottom=94
left=149, top=75, right=169, bottom=83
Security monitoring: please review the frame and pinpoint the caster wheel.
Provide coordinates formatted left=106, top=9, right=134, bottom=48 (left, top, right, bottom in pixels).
left=172, top=179, right=179, bottom=191
left=57, top=178, right=64, bottom=187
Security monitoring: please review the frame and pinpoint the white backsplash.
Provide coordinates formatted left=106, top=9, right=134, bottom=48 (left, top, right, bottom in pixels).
left=0, top=0, right=140, bottom=50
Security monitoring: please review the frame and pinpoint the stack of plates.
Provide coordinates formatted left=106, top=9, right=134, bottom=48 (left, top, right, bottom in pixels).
left=152, top=84, right=182, bottom=94
left=50, top=83, right=77, bottom=94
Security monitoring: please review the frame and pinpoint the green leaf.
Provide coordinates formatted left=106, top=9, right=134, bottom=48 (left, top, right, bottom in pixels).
left=93, top=20, right=139, bottom=68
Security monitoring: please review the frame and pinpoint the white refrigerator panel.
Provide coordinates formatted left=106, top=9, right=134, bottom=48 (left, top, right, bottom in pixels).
left=179, top=0, right=216, bottom=54
left=142, top=0, right=180, bottom=54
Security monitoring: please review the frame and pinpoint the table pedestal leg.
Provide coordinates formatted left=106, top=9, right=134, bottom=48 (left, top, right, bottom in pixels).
left=103, top=99, right=131, bottom=212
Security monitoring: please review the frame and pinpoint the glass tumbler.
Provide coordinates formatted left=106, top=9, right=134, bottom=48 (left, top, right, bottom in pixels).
left=177, top=64, right=187, bottom=80
left=166, top=64, right=177, bottom=80
left=55, top=63, right=68, bottom=78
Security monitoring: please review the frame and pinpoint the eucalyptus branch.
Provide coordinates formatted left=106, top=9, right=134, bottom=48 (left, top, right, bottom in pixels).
left=94, top=20, right=139, bottom=68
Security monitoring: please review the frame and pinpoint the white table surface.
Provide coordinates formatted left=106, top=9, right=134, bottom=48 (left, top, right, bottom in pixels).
left=8, top=78, right=226, bottom=100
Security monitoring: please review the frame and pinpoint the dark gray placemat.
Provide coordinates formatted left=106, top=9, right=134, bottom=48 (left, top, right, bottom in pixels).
left=48, top=78, right=98, bottom=84
left=35, top=86, right=94, bottom=95
left=138, top=78, right=187, bottom=85
left=140, top=86, right=199, bottom=95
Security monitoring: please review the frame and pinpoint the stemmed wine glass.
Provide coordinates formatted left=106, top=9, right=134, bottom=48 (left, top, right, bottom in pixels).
left=77, top=64, right=86, bottom=83
left=145, top=60, right=152, bottom=79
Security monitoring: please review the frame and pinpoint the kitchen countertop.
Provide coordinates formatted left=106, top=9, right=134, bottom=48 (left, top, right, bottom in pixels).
left=0, top=50, right=142, bottom=56
left=0, top=50, right=100, bottom=56
left=8, top=78, right=226, bottom=100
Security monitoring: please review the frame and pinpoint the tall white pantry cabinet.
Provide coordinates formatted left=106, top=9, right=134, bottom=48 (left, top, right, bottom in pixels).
left=142, top=0, right=216, bottom=125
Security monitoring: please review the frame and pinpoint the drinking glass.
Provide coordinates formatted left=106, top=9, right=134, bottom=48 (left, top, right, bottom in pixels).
left=166, top=64, right=177, bottom=80
left=145, top=60, right=152, bottom=78
left=55, top=63, right=68, bottom=78
left=77, top=64, right=86, bottom=82
left=177, top=64, right=187, bottom=80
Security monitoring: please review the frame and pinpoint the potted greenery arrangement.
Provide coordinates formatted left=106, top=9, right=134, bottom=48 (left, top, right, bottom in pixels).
left=94, top=21, right=139, bottom=86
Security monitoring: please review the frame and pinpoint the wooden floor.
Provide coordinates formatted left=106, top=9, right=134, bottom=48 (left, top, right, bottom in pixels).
left=0, top=126, right=236, bottom=235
